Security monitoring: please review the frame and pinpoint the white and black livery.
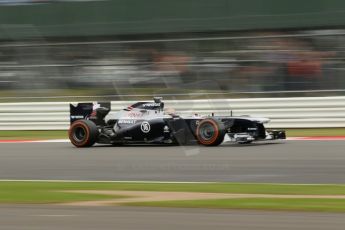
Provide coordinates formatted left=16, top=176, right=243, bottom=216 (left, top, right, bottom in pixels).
left=68, top=97, right=286, bottom=147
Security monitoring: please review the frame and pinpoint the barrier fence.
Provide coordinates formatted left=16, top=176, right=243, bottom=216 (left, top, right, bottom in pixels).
left=0, top=96, right=345, bottom=130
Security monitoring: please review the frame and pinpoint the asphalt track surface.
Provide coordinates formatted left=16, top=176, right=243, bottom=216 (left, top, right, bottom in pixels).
left=1, top=205, right=344, bottom=230
left=1, top=140, right=345, bottom=183
left=1, top=141, right=345, bottom=230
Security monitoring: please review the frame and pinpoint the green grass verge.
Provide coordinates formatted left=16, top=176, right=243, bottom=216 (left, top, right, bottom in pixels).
left=128, top=198, right=345, bottom=213
left=0, top=181, right=129, bottom=204
left=1, top=181, right=345, bottom=213
left=0, top=130, right=67, bottom=140
left=0, top=128, right=344, bottom=140
left=285, top=128, right=345, bottom=137
left=2, top=181, right=345, bottom=196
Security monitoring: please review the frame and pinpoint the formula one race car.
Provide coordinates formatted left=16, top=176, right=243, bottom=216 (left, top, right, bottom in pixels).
left=68, top=97, right=286, bottom=147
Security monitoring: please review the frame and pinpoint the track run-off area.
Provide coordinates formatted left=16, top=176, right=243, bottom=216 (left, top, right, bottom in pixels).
left=1, top=205, right=344, bottom=230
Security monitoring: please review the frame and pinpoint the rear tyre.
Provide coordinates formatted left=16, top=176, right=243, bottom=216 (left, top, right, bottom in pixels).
left=69, top=120, right=99, bottom=147
left=196, top=118, right=225, bottom=146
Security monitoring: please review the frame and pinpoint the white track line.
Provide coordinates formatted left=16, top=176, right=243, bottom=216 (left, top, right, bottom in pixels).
left=0, top=179, right=344, bottom=186
left=0, top=139, right=343, bottom=143
left=0, top=179, right=214, bottom=184
left=31, top=139, right=70, bottom=143
left=1, top=138, right=345, bottom=143
left=0, top=139, right=69, bottom=143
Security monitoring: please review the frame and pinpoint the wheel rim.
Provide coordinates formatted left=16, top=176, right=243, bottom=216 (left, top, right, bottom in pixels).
left=199, top=123, right=216, bottom=141
left=73, top=126, right=86, bottom=142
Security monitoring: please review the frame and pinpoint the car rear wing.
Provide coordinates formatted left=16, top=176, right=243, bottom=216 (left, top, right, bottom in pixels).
left=69, top=102, right=111, bottom=124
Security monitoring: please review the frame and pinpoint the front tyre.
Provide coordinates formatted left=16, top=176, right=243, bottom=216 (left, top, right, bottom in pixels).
left=69, top=120, right=99, bottom=147
left=196, top=118, right=225, bottom=146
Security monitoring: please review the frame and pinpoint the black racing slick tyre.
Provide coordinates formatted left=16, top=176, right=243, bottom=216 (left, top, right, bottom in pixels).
left=69, top=120, right=99, bottom=147
left=196, top=118, right=225, bottom=146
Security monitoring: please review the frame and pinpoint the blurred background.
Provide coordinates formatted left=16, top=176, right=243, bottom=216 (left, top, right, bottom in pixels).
left=1, top=0, right=345, bottom=101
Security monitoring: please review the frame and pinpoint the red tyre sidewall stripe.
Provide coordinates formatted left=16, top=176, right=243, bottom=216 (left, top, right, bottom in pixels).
left=196, top=119, right=219, bottom=145
left=69, top=121, right=90, bottom=147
